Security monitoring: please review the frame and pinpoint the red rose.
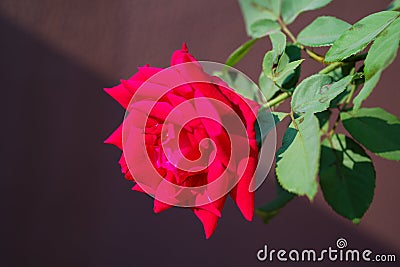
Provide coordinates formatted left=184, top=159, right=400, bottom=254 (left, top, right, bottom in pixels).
left=105, top=44, right=260, bottom=238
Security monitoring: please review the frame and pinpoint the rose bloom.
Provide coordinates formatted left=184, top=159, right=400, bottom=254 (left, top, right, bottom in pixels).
left=105, top=44, right=259, bottom=238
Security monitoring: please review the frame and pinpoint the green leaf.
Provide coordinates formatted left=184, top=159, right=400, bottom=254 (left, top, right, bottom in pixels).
left=260, top=44, right=302, bottom=99
left=352, top=71, right=381, bottom=111
left=270, top=31, right=286, bottom=58
left=388, top=0, right=400, bottom=11
left=272, top=111, right=290, bottom=124
left=250, top=19, right=281, bottom=38
left=297, top=16, right=351, bottom=47
left=325, top=11, right=400, bottom=62
left=262, top=51, right=275, bottom=78
left=263, top=0, right=282, bottom=17
left=256, top=111, right=289, bottom=146
left=237, top=0, right=279, bottom=36
left=256, top=180, right=295, bottom=223
left=292, top=74, right=353, bottom=114
left=364, top=18, right=400, bottom=80
left=341, top=108, right=400, bottom=160
left=281, top=45, right=302, bottom=89
left=259, top=72, right=279, bottom=100
left=326, top=64, right=355, bottom=107
left=276, top=53, right=290, bottom=73
left=329, top=87, right=350, bottom=108
left=213, top=70, right=262, bottom=103
left=274, top=59, right=304, bottom=86
left=258, top=48, right=280, bottom=100
left=281, top=0, right=332, bottom=24
left=225, top=38, right=259, bottom=67
left=276, top=112, right=320, bottom=200
left=320, top=134, right=375, bottom=221
left=316, top=109, right=331, bottom=135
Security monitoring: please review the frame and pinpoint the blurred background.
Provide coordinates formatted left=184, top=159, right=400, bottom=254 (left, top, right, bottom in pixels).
left=0, top=0, right=399, bottom=266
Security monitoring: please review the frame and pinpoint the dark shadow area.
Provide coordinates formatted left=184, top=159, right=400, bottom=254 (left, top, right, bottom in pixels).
left=0, top=14, right=398, bottom=267
left=342, top=116, right=400, bottom=154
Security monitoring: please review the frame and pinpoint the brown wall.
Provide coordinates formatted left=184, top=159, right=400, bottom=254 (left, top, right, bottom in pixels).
left=0, top=1, right=399, bottom=266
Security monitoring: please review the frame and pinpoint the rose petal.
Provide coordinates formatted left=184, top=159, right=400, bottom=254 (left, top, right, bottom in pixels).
left=132, top=184, right=145, bottom=192
left=170, top=43, right=197, bottom=65
left=104, top=84, right=132, bottom=109
left=153, top=199, right=172, bottom=213
left=132, top=66, right=162, bottom=82
left=193, top=195, right=226, bottom=239
left=118, top=154, right=134, bottom=181
left=129, top=101, right=174, bottom=122
left=230, top=156, right=257, bottom=221
left=193, top=208, right=219, bottom=239
left=104, top=124, right=122, bottom=149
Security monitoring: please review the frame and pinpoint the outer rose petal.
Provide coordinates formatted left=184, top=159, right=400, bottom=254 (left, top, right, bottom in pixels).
left=218, top=84, right=259, bottom=138
left=118, top=154, right=134, bottom=181
left=230, top=154, right=257, bottom=221
left=104, top=84, right=132, bottom=109
left=170, top=43, right=197, bottom=65
left=130, top=66, right=162, bottom=83
left=153, top=199, right=172, bottom=213
left=132, top=184, right=145, bottom=192
left=193, top=195, right=227, bottom=239
left=193, top=209, right=219, bottom=239
left=214, top=82, right=259, bottom=221
left=105, top=66, right=162, bottom=109
left=196, top=202, right=222, bottom=218
left=104, top=124, right=123, bottom=149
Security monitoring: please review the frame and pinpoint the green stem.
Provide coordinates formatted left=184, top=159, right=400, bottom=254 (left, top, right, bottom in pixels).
left=266, top=91, right=291, bottom=107
left=277, top=17, right=297, bottom=43
left=277, top=17, right=325, bottom=64
left=305, top=49, right=325, bottom=63
left=289, top=110, right=299, bottom=131
left=319, top=62, right=343, bottom=74
left=344, top=83, right=357, bottom=107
